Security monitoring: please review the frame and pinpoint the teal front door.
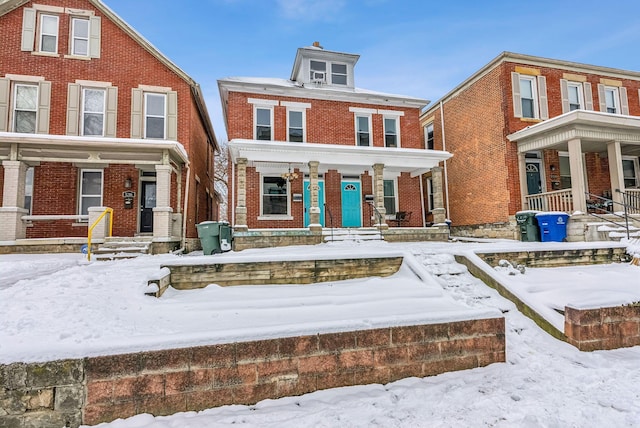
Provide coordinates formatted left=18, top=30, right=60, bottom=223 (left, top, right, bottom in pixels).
left=341, top=181, right=362, bottom=227
left=303, top=180, right=325, bottom=227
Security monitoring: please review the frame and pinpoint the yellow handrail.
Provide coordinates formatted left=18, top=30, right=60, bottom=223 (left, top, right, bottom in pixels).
left=87, top=208, right=114, bottom=261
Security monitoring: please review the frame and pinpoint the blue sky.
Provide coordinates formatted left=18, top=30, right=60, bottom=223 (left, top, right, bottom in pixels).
left=104, top=0, right=640, bottom=143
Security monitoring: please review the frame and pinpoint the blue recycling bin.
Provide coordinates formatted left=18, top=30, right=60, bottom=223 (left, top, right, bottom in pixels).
left=535, top=212, right=570, bottom=242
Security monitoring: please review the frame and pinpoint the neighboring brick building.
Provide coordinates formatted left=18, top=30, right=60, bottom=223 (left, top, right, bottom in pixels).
left=0, top=0, right=218, bottom=251
left=219, top=43, right=451, bottom=233
left=420, top=52, right=640, bottom=239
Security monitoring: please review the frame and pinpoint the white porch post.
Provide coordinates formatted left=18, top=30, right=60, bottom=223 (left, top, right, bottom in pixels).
left=517, top=152, right=528, bottom=210
left=235, top=157, right=248, bottom=231
left=0, top=160, right=28, bottom=241
left=607, top=141, right=625, bottom=205
left=308, top=161, right=321, bottom=232
left=568, top=138, right=587, bottom=213
left=153, top=164, right=173, bottom=240
left=372, top=163, right=388, bottom=228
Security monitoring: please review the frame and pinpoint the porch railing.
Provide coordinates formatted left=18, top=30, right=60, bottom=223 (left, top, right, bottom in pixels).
left=524, top=189, right=573, bottom=212
left=623, top=189, right=640, bottom=215
left=87, top=208, right=113, bottom=261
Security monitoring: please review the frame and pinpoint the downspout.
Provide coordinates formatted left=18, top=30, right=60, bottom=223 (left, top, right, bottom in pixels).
left=181, top=163, right=191, bottom=250
left=231, top=159, right=235, bottom=226
left=419, top=174, right=426, bottom=227
left=440, top=101, right=450, bottom=217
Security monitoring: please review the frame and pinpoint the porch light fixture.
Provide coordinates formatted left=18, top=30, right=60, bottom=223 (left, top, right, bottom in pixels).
left=124, top=177, right=132, bottom=188
left=281, top=165, right=299, bottom=182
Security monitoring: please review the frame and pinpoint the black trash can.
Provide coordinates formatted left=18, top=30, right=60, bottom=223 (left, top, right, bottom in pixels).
left=196, top=221, right=222, bottom=255
left=515, top=211, right=540, bottom=242
left=219, top=222, right=233, bottom=252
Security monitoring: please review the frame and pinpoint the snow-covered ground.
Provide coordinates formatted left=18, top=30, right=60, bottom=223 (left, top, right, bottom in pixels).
left=1, top=238, right=639, bottom=427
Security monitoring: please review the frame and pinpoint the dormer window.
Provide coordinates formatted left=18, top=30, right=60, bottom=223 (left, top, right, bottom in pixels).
left=331, top=63, right=347, bottom=85
left=310, top=60, right=326, bottom=83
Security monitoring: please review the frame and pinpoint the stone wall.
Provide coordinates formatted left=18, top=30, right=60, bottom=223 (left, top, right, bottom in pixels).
left=476, top=247, right=629, bottom=268
left=565, top=305, right=640, bottom=351
left=451, top=220, right=518, bottom=240
left=0, top=359, right=84, bottom=428
left=0, top=318, right=505, bottom=427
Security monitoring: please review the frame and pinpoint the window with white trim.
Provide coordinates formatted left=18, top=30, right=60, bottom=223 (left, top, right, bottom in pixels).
left=567, top=82, right=584, bottom=111
left=255, top=107, right=272, bottom=140
left=355, top=114, right=371, bottom=146
left=310, top=60, right=326, bottom=82
left=384, top=117, right=399, bottom=148
left=144, top=93, right=166, bottom=139
left=262, top=176, right=288, bottom=215
left=71, top=17, right=89, bottom=56
left=288, top=109, right=304, bottom=142
left=82, top=88, right=105, bottom=136
left=24, top=167, right=34, bottom=215
left=12, top=83, right=38, bottom=133
left=383, top=179, right=397, bottom=215
left=519, top=75, right=538, bottom=118
left=425, top=123, right=434, bottom=150
left=79, top=169, right=103, bottom=216
left=622, top=157, right=639, bottom=188
left=38, top=14, right=59, bottom=53
left=604, top=86, right=620, bottom=114
left=559, top=154, right=572, bottom=189
left=331, top=63, right=347, bottom=85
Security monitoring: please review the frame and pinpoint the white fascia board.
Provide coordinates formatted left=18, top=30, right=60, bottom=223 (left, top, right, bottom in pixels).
left=228, top=139, right=451, bottom=173
left=0, top=132, right=189, bottom=163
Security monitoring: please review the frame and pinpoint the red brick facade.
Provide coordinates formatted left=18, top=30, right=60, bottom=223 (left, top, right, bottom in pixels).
left=0, top=0, right=217, bottom=241
left=422, top=53, right=640, bottom=231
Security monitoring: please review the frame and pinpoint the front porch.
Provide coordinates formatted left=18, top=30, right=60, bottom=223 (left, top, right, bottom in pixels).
left=509, top=110, right=640, bottom=216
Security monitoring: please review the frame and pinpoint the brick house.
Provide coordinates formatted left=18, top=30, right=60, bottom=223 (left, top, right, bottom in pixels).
left=420, top=52, right=640, bottom=239
left=0, top=0, right=218, bottom=252
left=218, top=43, right=451, bottom=240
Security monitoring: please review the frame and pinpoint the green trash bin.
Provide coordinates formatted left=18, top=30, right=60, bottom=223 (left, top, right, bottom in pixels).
left=515, top=211, right=540, bottom=242
left=219, top=222, right=233, bottom=252
left=196, top=221, right=222, bottom=255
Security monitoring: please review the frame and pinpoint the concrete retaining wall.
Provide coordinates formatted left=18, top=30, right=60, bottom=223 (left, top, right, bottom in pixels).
left=476, top=247, right=629, bottom=268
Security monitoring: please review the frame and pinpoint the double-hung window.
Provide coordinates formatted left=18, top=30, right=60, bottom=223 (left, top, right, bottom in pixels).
left=604, top=87, right=619, bottom=114
left=356, top=114, right=371, bottom=146
left=71, top=17, right=89, bottom=56
left=288, top=110, right=304, bottom=142
left=383, top=179, right=397, bottom=215
left=256, top=107, right=272, bottom=140
left=425, top=123, right=434, bottom=150
left=145, top=93, right=166, bottom=139
left=331, top=63, right=347, bottom=85
left=519, top=76, right=538, bottom=119
left=82, top=88, right=106, bottom=136
left=262, top=176, right=288, bottom=215
left=310, top=60, right=327, bottom=82
left=384, top=117, right=399, bottom=148
left=39, top=14, right=58, bottom=53
left=24, top=167, right=34, bottom=215
left=79, top=169, right=103, bottom=216
left=567, top=82, right=583, bottom=111
left=13, top=83, right=38, bottom=133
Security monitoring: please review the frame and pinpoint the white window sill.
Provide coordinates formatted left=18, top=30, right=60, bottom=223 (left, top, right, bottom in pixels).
left=64, top=54, right=91, bottom=61
left=31, top=51, right=60, bottom=58
left=257, top=215, right=294, bottom=221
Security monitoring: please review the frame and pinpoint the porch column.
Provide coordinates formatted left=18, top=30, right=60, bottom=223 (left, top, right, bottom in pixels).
left=308, top=161, right=321, bottom=232
left=372, top=163, right=387, bottom=228
left=431, top=166, right=446, bottom=224
left=607, top=141, right=625, bottom=205
left=153, top=164, right=173, bottom=240
left=517, top=152, right=528, bottom=209
left=0, top=160, right=28, bottom=241
left=235, top=157, right=248, bottom=231
left=568, top=138, right=587, bottom=213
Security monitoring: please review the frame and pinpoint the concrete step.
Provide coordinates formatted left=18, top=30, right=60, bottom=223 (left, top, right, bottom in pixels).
left=323, top=228, right=384, bottom=242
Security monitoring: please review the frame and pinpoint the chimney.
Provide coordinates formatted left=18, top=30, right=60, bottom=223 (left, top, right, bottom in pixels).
left=312, top=41, right=323, bottom=49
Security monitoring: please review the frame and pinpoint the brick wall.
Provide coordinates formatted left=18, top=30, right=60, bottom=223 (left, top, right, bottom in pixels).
left=1, top=0, right=214, bottom=239
left=83, top=318, right=505, bottom=426
left=225, top=91, right=425, bottom=228
left=565, top=305, right=640, bottom=351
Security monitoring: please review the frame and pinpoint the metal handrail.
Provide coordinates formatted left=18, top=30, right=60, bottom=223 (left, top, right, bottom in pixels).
left=586, top=191, right=637, bottom=240
left=87, top=208, right=113, bottom=261
left=324, top=203, right=334, bottom=243
left=368, top=202, right=385, bottom=238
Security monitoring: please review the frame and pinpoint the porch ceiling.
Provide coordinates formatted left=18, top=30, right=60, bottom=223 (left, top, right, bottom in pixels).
left=228, top=139, right=452, bottom=177
left=0, top=132, right=189, bottom=166
left=507, top=110, right=640, bottom=156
